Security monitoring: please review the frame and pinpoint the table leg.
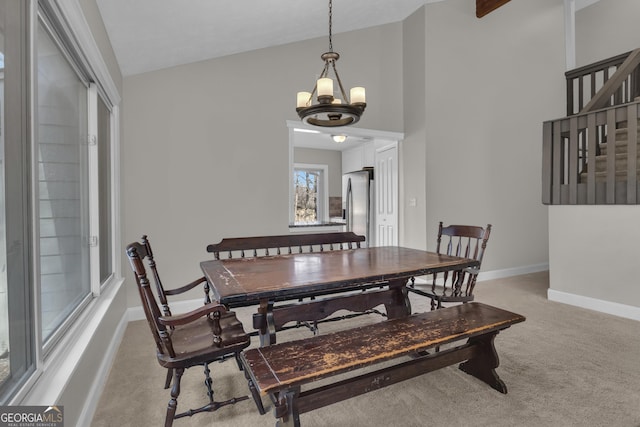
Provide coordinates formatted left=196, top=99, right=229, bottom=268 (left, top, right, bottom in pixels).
left=384, top=278, right=412, bottom=319
left=254, top=300, right=277, bottom=346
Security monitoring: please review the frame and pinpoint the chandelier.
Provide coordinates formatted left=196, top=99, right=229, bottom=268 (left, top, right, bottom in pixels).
left=296, top=0, right=366, bottom=127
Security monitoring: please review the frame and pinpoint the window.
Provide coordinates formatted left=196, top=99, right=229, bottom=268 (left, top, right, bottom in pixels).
left=293, top=163, right=328, bottom=224
left=0, top=0, right=35, bottom=402
left=37, top=17, right=92, bottom=345
left=0, top=0, right=118, bottom=404
left=0, top=29, right=8, bottom=392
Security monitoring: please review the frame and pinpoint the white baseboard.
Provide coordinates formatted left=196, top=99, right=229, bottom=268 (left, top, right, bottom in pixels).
left=477, top=263, right=549, bottom=282
left=548, top=288, right=640, bottom=321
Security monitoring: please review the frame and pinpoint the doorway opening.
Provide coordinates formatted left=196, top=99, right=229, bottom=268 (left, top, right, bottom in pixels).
left=287, top=121, right=402, bottom=246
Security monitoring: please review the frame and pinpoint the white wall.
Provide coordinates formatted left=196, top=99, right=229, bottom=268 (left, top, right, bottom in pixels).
left=122, top=24, right=404, bottom=307
left=548, top=0, right=640, bottom=316
left=420, top=0, right=565, bottom=272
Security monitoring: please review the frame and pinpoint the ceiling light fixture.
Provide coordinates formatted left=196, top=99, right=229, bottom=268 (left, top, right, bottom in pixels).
left=296, top=0, right=366, bottom=128
left=331, top=134, right=347, bottom=143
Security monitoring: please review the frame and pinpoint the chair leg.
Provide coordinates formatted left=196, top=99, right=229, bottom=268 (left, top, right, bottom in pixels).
left=234, top=353, right=244, bottom=371
left=171, top=361, right=249, bottom=420
left=164, top=368, right=173, bottom=389
left=204, top=363, right=214, bottom=403
left=165, top=367, right=184, bottom=427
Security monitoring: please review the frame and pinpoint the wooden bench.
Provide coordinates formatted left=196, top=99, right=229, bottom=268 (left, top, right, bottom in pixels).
left=241, top=302, right=525, bottom=427
left=206, top=231, right=366, bottom=259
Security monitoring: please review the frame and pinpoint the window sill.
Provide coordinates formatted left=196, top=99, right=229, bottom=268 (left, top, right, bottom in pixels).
left=289, top=222, right=346, bottom=233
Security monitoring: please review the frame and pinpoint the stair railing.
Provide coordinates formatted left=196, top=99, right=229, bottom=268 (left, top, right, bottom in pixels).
left=565, top=49, right=640, bottom=116
left=542, top=101, right=640, bottom=205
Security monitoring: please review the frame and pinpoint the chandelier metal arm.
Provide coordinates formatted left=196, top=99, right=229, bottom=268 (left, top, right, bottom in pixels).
left=330, top=60, right=350, bottom=103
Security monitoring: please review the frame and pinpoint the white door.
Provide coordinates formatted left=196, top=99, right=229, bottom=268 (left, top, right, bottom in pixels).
left=375, top=143, right=398, bottom=246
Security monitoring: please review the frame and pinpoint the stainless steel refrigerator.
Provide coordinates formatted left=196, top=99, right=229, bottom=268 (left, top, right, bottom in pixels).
left=342, top=168, right=374, bottom=247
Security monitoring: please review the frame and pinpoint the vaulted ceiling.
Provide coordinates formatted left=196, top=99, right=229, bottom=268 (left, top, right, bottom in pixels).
left=96, top=0, right=598, bottom=77
left=95, top=0, right=436, bottom=76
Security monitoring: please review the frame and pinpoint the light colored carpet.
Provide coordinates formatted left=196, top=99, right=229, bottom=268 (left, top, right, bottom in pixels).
left=91, top=272, right=640, bottom=427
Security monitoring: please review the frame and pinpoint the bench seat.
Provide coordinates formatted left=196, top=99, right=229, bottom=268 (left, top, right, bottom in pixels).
left=241, top=302, right=525, bottom=426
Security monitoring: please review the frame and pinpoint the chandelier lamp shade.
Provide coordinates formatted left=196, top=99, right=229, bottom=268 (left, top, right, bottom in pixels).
left=296, top=0, right=366, bottom=127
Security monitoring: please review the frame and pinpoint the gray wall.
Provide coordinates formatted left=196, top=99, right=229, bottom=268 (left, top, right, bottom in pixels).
left=548, top=0, right=640, bottom=310
left=401, top=6, right=427, bottom=250
left=419, top=0, right=564, bottom=271
left=293, top=147, right=342, bottom=198
left=576, top=0, right=640, bottom=67
left=122, top=24, right=404, bottom=307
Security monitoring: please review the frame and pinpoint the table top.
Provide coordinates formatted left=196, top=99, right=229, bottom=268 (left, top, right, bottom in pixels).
left=200, top=246, right=479, bottom=305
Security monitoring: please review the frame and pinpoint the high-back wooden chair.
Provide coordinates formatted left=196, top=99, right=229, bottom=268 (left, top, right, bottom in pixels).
left=408, top=222, right=492, bottom=310
left=126, top=235, right=264, bottom=427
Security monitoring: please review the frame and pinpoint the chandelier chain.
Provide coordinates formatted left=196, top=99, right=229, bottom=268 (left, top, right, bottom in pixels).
left=328, top=0, right=333, bottom=52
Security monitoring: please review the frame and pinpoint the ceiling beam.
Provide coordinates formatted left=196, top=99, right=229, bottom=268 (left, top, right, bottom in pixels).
left=476, top=0, right=511, bottom=18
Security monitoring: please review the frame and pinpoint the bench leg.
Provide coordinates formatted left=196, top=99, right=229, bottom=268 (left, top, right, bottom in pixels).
left=274, top=387, right=301, bottom=427
left=459, top=331, right=508, bottom=394
left=245, top=376, right=266, bottom=415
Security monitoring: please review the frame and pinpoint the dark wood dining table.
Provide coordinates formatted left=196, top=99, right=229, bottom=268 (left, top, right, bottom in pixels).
left=200, top=246, right=479, bottom=346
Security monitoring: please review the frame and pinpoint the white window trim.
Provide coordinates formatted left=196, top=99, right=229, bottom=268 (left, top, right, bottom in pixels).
left=102, top=104, right=121, bottom=292
left=15, top=277, right=125, bottom=407
left=293, top=163, right=329, bottom=224
left=88, top=83, right=100, bottom=296
left=55, top=0, right=121, bottom=106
